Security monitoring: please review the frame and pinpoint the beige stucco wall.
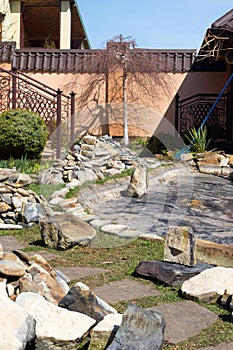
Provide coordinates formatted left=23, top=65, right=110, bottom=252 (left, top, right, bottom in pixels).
left=164, top=71, right=227, bottom=127
left=29, top=71, right=188, bottom=137
left=19, top=69, right=227, bottom=140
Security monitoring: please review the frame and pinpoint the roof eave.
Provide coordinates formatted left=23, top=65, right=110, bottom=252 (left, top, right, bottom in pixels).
left=73, top=0, right=91, bottom=49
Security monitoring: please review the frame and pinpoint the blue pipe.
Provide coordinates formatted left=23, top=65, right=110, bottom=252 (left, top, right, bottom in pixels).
left=174, top=72, right=233, bottom=160
left=200, top=72, right=233, bottom=129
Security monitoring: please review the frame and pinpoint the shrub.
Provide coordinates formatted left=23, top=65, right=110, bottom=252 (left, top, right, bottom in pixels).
left=0, top=109, right=48, bottom=159
left=184, top=126, right=211, bottom=154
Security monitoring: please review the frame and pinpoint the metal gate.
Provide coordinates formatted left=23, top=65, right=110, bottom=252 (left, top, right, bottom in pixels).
left=175, top=92, right=232, bottom=140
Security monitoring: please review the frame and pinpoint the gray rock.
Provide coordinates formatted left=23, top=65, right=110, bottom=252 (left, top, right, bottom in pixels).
left=22, top=203, right=47, bottom=223
left=164, top=226, right=196, bottom=266
left=134, top=260, right=213, bottom=286
left=126, top=165, right=148, bottom=197
left=59, top=286, right=111, bottom=322
left=107, top=303, right=165, bottom=350
left=16, top=173, right=32, bottom=186
left=38, top=168, right=64, bottom=185
left=78, top=168, right=97, bottom=185
left=40, top=213, right=96, bottom=249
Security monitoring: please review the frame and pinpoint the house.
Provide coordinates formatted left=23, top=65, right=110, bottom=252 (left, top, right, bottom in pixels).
left=0, top=4, right=232, bottom=153
left=0, top=0, right=90, bottom=49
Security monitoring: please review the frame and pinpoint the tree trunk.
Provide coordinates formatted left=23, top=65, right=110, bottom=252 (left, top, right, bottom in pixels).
left=123, top=73, right=129, bottom=145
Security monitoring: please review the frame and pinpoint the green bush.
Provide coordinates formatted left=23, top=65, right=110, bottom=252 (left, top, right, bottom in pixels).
left=0, top=109, right=48, bottom=159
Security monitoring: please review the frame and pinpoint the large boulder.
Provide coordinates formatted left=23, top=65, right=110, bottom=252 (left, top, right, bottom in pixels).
left=0, top=284, right=36, bottom=349
left=126, top=165, right=148, bottom=197
left=181, top=266, right=233, bottom=302
left=40, top=213, right=96, bottom=249
left=163, top=226, right=196, bottom=267
left=134, top=260, right=213, bottom=286
left=16, top=292, right=96, bottom=347
left=106, top=303, right=165, bottom=350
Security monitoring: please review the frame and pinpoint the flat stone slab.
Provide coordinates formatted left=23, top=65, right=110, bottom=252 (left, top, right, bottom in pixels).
left=94, top=278, right=161, bottom=304
left=198, top=342, right=233, bottom=350
left=0, top=224, right=23, bottom=230
left=101, top=224, right=129, bottom=235
left=54, top=266, right=109, bottom=281
left=149, top=300, right=218, bottom=344
left=0, top=235, right=25, bottom=252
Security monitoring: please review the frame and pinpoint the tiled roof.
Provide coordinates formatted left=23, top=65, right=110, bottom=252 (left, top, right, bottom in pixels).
left=211, top=9, right=233, bottom=29
left=10, top=48, right=197, bottom=73
left=0, top=42, right=16, bottom=62
left=0, top=43, right=226, bottom=73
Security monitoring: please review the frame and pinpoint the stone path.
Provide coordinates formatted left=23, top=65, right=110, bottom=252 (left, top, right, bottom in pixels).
left=0, top=235, right=25, bottom=251
left=0, top=234, right=232, bottom=348
left=55, top=266, right=109, bottom=280
left=149, top=301, right=218, bottom=344
left=93, top=278, right=161, bottom=304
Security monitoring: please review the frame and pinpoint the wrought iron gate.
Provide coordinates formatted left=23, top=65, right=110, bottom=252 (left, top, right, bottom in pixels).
left=175, top=93, right=232, bottom=140
left=0, top=67, right=75, bottom=158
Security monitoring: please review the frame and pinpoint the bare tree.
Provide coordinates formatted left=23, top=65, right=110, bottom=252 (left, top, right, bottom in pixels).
left=66, top=35, right=167, bottom=145
left=197, top=28, right=233, bottom=64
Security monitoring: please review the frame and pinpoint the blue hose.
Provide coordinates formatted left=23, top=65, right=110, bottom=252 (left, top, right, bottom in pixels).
left=174, top=72, right=233, bottom=160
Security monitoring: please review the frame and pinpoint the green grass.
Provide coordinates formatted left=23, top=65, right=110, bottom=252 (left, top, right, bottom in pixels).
left=28, top=183, right=65, bottom=201
left=0, top=156, right=51, bottom=174
left=0, top=226, right=232, bottom=349
left=65, top=168, right=133, bottom=199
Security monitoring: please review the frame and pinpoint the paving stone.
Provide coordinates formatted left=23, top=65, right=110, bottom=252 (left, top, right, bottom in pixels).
left=0, top=235, right=25, bottom=252
left=94, top=278, right=161, bottom=304
left=149, top=300, right=218, bottom=344
left=198, top=342, right=233, bottom=350
left=54, top=266, right=109, bottom=281
left=27, top=250, right=61, bottom=262
left=101, top=224, right=129, bottom=235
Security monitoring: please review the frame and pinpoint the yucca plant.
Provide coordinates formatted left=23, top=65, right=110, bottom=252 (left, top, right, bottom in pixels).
left=184, top=126, right=211, bottom=154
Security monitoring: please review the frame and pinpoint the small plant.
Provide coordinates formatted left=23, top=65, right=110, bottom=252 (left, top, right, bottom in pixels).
left=184, top=126, right=211, bottom=154
left=0, top=156, right=51, bottom=174
left=0, top=109, right=48, bottom=159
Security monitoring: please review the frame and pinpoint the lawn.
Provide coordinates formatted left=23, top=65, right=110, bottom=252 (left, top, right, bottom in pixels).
left=0, top=226, right=232, bottom=349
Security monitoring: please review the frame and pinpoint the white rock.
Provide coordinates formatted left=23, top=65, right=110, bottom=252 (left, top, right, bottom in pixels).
left=27, top=263, right=50, bottom=276
left=101, top=224, right=129, bottom=235
left=0, top=292, right=35, bottom=349
left=50, top=187, right=69, bottom=199
left=181, top=266, right=233, bottom=301
left=74, top=281, right=90, bottom=291
left=49, top=197, right=64, bottom=206
left=16, top=292, right=96, bottom=341
left=0, top=222, right=23, bottom=229
left=93, top=313, right=122, bottom=332
left=96, top=296, right=118, bottom=314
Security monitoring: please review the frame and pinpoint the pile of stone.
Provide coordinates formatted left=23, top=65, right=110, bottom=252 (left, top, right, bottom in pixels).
left=182, top=152, right=233, bottom=178
left=0, top=169, right=51, bottom=229
left=135, top=226, right=233, bottom=321
left=0, top=243, right=165, bottom=349
left=39, top=135, right=160, bottom=186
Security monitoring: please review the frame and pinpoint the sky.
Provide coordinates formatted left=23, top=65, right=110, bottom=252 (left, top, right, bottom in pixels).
left=77, top=1, right=233, bottom=51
